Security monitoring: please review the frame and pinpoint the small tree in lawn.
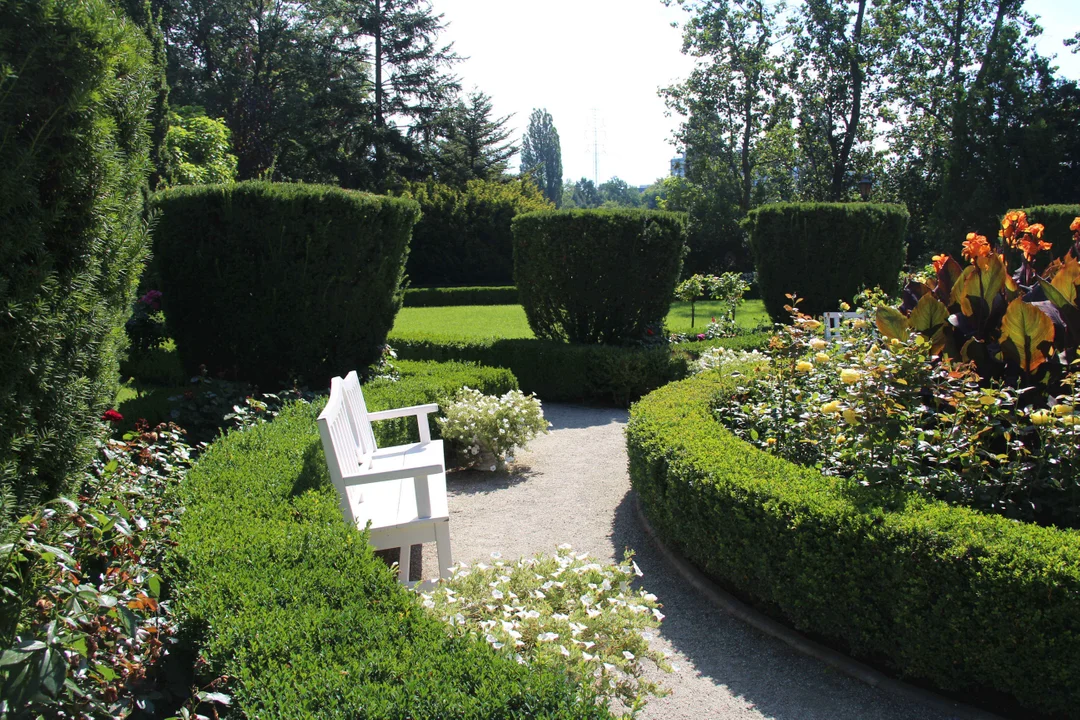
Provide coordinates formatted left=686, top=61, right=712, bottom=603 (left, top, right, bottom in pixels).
left=675, top=272, right=749, bottom=327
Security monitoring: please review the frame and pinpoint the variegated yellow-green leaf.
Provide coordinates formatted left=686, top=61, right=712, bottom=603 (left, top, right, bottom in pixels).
left=876, top=306, right=908, bottom=339
left=908, top=293, right=949, bottom=336
left=999, top=298, right=1055, bottom=374
left=953, top=254, right=1005, bottom=319
left=1051, top=254, right=1080, bottom=306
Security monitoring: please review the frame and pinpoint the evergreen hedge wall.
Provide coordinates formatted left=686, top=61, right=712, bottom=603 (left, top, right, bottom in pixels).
left=513, top=209, right=686, bottom=344
left=745, top=203, right=908, bottom=321
left=152, top=182, right=419, bottom=387
left=402, top=179, right=551, bottom=287
left=0, top=0, right=155, bottom=504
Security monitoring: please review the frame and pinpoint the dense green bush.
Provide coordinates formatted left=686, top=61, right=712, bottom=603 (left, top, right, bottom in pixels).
left=402, top=179, right=551, bottom=286
left=745, top=203, right=908, bottom=321
left=404, top=285, right=519, bottom=307
left=0, top=0, right=155, bottom=505
left=171, top=400, right=612, bottom=719
left=514, top=209, right=686, bottom=344
left=627, top=370, right=1080, bottom=716
left=1010, top=204, right=1080, bottom=263
left=389, top=333, right=770, bottom=406
left=152, top=182, right=419, bottom=386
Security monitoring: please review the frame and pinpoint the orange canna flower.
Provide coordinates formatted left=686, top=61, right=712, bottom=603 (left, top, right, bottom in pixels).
left=1000, top=210, right=1028, bottom=242
left=932, top=254, right=949, bottom=273
left=1027, top=223, right=1045, bottom=240
left=1071, top=216, right=1080, bottom=241
left=1017, top=234, right=1053, bottom=261
left=962, top=233, right=992, bottom=262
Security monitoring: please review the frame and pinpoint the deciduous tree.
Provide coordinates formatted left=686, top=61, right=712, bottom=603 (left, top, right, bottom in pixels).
left=521, top=108, right=563, bottom=206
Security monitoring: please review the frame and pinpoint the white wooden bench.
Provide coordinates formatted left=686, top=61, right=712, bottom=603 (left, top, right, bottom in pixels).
left=317, top=371, right=452, bottom=586
left=823, top=311, right=865, bottom=341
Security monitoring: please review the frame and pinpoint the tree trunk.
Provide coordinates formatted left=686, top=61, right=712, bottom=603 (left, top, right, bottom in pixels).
left=829, top=0, right=868, bottom=200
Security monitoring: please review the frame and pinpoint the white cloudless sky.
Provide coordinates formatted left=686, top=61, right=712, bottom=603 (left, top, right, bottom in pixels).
left=433, top=0, right=1080, bottom=189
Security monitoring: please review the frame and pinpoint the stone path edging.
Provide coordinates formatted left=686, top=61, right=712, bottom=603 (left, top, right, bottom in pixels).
left=632, top=494, right=1006, bottom=720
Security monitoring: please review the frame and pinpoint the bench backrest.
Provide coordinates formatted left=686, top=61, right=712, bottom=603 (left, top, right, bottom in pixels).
left=317, top=378, right=361, bottom=525
left=340, top=371, right=378, bottom=456
left=823, top=311, right=865, bottom=341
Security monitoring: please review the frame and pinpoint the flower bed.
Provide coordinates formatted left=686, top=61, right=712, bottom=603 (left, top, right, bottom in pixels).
left=626, top=369, right=1080, bottom=717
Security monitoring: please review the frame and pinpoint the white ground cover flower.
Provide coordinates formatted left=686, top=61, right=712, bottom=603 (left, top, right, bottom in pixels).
left=420, top=545, right=671, bottom=717
left=437, top=387, right=550, bottom=468
left=692, top=346, right=770, bottom=376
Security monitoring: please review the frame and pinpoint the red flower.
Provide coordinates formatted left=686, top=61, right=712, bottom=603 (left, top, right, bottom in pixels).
left=102, top=409, right=124, bottom=424
left=646, top=328, right=655, bottom=336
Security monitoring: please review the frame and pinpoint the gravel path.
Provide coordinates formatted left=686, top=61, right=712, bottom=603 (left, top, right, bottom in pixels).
left=423, top=404, right=961, bottom=720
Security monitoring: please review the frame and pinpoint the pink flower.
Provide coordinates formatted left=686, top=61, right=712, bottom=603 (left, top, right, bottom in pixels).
left=697, top=333, right=706, bottom=341
left=139, top=290, right=163, bottom=310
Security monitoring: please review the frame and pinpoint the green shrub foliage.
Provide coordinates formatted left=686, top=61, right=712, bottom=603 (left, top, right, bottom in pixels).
left=626, top=370, right=1080, bottom=716
left=745, top=203, right=909, bottom=321
left=404, top=285, right=519, bottom=307
left=0, top=0, right=155, bottom=505
left=513, top=209, right=687, bottom=344
left=171, top=400, right=612, bottom=719
left=388, top=332, right=770, bottom=406
left=152, top=182, right=420, bottom=386
left=403, top=179, right=551, bottom=286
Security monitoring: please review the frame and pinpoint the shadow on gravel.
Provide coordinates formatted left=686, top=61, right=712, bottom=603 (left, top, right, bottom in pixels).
left=544, top=405, right=629, bottom=431
left=609, top=490, right=949, bottom=720
left=446, top=466, right=537, bottom=497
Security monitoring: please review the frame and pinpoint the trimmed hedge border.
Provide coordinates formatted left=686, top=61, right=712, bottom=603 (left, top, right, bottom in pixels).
left=626, top=369, right=1080, bottom=717
left=388, top=333, right=772, bottom=406
left=404, top=286, right=520, bottom=307
left=170, top=396, right=612, bottom=718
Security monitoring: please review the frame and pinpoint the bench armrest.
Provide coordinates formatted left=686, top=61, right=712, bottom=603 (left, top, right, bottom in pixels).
left=368, top=403, right=439, bottom=443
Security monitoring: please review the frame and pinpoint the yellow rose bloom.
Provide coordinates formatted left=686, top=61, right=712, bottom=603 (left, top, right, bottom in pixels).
left=1052, top=404, right=1073, bottom=416
left=842, top=409, right=857, bottom=425
left=1060, top=415, right=1080, bottom=427
left=766, top=437, right=777, bottom=445
left=852, top=318, right=869, bottom=329
left=821, top=401, right=842, bottom=414
left=810, top=338, right=828, bottom=350
left=1031, top=410, right=1053, bottom=425
left=814, top=352, right=830, bottom=364
left=840, top=368, right=861, bottom=385
left=796, top=361, right=814, bottom=372
left=835, top=435, right=846, bottom=443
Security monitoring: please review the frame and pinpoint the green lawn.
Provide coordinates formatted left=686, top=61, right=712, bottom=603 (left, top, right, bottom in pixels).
left=389, top=299, right=769, bottom=339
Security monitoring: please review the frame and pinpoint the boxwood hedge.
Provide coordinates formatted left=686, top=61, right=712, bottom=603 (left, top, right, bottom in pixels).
left=153, top=181, right=419, bottom=387
left=387, top=333, right=771, bottom=406
left=404, top=286, right=520, bottom=307
left=170, top=397, right=612, bottom=719
left=745, top=202, right=908, bottom=321
left=626, top=369, right=1080, bottom=717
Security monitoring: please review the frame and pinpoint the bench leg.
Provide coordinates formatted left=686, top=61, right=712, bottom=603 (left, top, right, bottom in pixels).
left=396, top=545, right=411, bottom=584
left=435, top=522, right=453, bottom=579
left=414, top=474, right=432, bottom=518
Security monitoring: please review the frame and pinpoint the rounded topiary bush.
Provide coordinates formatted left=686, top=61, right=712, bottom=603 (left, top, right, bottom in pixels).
left=0, top=0, right=155, bottom=505
left=152, top=182, right=420, bottom=386
left=745, top=202, right=909, bottom=321
left=513, top=209, right=686, bottom=344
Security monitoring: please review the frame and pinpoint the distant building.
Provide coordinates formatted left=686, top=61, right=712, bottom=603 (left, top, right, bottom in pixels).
left=670, top=154, right=686, bottom=178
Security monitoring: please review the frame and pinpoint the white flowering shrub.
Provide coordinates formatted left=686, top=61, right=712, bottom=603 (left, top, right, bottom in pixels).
left=437, top=387, right=549, bottom=469
left=691, top=346, right=769, bottom=375
left=420, top=545, right=671, bottom=717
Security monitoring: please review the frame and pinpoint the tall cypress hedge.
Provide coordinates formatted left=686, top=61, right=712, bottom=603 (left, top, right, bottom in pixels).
left=513, top=209, right=686, bottom=344
left=745, top=202, right=909, bottom=321
left=0, top=0, right=155, bottom=505
left=152, top=182, right=420, bottom=386
left=402, top=178, right=552, bottom=287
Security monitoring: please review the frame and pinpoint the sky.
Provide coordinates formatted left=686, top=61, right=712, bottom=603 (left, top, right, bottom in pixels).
left=433, top=0, right=1080, bottom=189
